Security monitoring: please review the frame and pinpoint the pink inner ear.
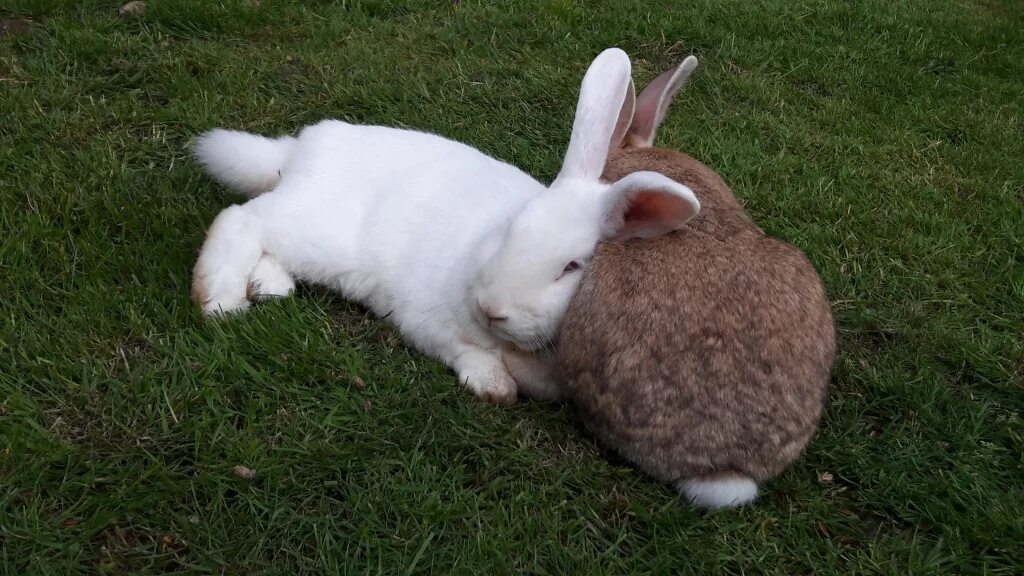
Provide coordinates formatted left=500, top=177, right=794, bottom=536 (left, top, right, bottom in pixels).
left=622, top=191, right=687, bottom=233
left=625, top=191, right=670, bottom=221
left=604, top=171, right=700, bottom=242
left=628, top=70, right=675, bottom=147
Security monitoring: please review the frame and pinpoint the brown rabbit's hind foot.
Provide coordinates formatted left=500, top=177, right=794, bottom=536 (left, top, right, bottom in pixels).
left=678, top=472, right=758, bottom=510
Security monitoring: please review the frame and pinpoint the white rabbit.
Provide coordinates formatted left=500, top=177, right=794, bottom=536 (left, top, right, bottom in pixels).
left=191, top=48, right=700, bottom=404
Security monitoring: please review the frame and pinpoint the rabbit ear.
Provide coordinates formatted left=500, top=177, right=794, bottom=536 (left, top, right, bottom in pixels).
left=601, top=171, right=700, bottom=241
left=555, top=48, right=633, bottom=183
left=609, top=77, right=637, bottom=150
left=627, top=55, right=699, bottom=148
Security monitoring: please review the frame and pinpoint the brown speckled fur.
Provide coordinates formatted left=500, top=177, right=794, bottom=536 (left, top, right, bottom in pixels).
left=557, top=146, right=836, bottom=484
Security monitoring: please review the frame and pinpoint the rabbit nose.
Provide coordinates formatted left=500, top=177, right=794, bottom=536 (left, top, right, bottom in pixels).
left=478, top=302, right=508, bottom=326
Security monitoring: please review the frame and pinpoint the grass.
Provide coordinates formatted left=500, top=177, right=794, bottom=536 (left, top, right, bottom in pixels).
left=1, top=0, right=1022, bottom=573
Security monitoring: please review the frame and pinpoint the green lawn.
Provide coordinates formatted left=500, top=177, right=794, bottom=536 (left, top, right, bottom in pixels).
left=2, top=0, right=1022, bottom=573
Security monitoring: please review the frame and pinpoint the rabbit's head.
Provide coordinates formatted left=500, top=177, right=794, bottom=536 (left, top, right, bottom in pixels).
left=468, top=48, right=700, bottom=351
left=598, top=55, right=758, bottom=236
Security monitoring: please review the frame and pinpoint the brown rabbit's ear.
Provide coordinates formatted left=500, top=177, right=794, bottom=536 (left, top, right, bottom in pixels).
left=626, top=56, right=699, bottom=148
left=600, top=171, right=700, bottom=241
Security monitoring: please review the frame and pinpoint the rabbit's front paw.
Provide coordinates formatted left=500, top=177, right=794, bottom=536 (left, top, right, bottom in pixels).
left=469, top=372, right=517, bottom=405
left=455, top=350, right=518, bottom=405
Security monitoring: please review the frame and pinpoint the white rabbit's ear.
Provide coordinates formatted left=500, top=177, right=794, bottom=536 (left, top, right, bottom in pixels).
left=627, top=55, right=699, bottom=148
left=609, top=77, right=637, bottom=151
left=556, top=48, right=633, bottom=183
left=601, top=171, right=700, bottom=241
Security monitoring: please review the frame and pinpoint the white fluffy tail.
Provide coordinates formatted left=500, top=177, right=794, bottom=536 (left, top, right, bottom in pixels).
left=193, top=129, right=296, bottom=198
left=679, top=474, right=758, bottom=510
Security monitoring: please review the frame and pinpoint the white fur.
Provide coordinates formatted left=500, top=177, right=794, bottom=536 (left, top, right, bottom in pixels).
left=191, top=48, right=699, bottom=402
left=249, top=255, right=295, bottom=300
left=679, top=476, right=759, bottom=510
left=194, top=129, right=296, bottom=197
left=557, top=46, right=633, bottom=182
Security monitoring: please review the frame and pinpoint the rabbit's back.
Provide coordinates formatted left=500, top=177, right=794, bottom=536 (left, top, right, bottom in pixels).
left=248, top=120, right=544, bottom=312
left=559, top=150, right=835, bottom=483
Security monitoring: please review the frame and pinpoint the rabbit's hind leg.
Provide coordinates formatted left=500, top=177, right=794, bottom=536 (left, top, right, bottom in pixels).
left=247, top=254, right=295, bottom=302
left=192, top=205, right=265, bottom=316
left=502, top=348, right=563, bottom=402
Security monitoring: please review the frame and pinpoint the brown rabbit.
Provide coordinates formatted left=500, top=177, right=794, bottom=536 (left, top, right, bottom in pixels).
left=556, top=54, right=836, bottom=509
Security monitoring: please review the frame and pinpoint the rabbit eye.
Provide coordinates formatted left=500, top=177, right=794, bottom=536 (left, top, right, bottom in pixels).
left=558, top=261, right=582, bottom=280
